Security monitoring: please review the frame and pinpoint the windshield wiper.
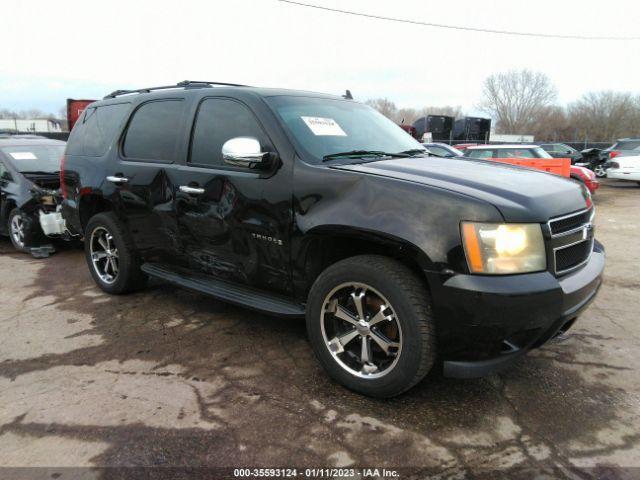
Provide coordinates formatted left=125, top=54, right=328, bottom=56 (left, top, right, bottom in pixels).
left=397, top=149, right=430, bottom=157
left=322, top=150, right=409, bottom=162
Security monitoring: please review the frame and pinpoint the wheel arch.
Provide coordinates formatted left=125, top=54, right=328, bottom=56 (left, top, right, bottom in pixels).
left=294, top=225, right=434, bottom=300
left=1, top=198, right=17, bottom=226
left=78, top=194, right=116, bottom=234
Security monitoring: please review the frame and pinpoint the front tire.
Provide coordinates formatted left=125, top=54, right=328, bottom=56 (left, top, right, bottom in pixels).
left=8, top=208, right=40, bottom=253
left=593, top=164, right=607, bottom=178
left=84, top=212, right=147, bottom=294
left=306, top=255, right=436, bottom=398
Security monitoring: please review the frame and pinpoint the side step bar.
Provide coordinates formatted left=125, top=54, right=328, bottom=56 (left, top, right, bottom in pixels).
left=141, top=263, right=305, bottom=318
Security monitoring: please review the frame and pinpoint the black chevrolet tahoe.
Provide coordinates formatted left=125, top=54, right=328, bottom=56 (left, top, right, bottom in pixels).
left=61, top=81, right=604, bottom=397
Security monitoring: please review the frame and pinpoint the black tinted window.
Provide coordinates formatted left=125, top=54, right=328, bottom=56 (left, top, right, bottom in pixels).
left=66, top=103, right=130, bottom=156
left=190, top=98, right=268, bottom=167
left=123, top=100, right=185, bottom=161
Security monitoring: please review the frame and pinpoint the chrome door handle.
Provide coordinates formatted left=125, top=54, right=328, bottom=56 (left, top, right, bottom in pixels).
left=106, top=176, right=129, bottom=184
left=179, top=185, right=205, bottom=195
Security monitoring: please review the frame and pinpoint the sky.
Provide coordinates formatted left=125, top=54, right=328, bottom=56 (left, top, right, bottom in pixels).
left=1, top=0, right=640, bottom=116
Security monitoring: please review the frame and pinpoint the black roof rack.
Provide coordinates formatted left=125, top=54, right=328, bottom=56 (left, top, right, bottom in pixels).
left=104, top=80, right=250, bottom=99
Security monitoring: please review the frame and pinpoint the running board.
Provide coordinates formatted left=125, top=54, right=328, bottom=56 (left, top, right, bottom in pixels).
left=141, top=263, right=305, bottom=318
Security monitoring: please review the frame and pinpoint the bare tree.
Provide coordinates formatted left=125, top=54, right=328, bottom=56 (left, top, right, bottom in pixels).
left=568, top=91, right=638, bottom=142
left=365, top=99, right=464, bottom=125
left=365, top=98, right=398, bottom=121
left=419, top=105, right=464, bottom=119
left=480, top=69, right=557, bottom=134
left=528, top=105, right=573, bottom=142
left=396, top=107, right=420, bottom=124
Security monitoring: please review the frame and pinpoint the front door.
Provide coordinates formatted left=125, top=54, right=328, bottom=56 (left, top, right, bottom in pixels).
left=173, top=97, right=293, bottom=295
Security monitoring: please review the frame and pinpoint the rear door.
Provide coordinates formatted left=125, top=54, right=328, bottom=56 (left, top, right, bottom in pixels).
left=172, top=96, right=293, bottom=294
left=111, top=97, right=191, bottom=264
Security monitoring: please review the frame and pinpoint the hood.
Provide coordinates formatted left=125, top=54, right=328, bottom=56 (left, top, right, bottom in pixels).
left=332, top=156, right=590, bottom=222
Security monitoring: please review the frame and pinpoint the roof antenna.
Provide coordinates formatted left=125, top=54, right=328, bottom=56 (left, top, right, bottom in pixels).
left=343, top=89, right=353, bottom=100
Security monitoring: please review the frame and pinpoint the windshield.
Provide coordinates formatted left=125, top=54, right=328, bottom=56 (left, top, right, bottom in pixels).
left=560, top=144, right=577, bottom=153
left=1, top=145, right=65, bottom=173
left=265, top=96, right=424, bottom=163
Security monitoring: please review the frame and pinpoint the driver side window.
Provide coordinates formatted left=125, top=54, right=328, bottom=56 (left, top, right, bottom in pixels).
left=189, top=98, right=270, bottom=168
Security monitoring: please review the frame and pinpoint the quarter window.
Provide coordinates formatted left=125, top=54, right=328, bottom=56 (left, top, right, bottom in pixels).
left=190, top=98, right=269, bottom=167
left=123, top=100, right=185, bottom=161
left=67, top=103, right=130, bottom=156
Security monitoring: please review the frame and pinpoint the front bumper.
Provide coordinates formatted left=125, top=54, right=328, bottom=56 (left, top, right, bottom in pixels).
left=428, top=240, right=605, bottom=378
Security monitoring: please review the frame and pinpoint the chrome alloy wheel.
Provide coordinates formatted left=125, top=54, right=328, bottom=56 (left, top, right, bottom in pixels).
left=90, top=227, right=119, bottom=284
left=321, top=283, right=402, bottom=379
left=594, top=164, right=607, bottom=178
left=10, top=214, right=25, bottom=249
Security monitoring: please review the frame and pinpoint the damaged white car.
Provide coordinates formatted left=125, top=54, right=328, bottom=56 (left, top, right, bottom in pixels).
left=607, top=155, right=640, bottom=187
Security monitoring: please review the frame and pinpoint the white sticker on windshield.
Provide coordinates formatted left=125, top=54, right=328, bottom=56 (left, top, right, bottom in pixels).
left=9, top=152, right=37, bottom=160
left=301, top=116, right=347, bottom=136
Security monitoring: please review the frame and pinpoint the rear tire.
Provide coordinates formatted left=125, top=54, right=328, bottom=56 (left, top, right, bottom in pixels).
left=84, top=212, right=147, bottom=294
left=306, top=255, right=436, bottom=398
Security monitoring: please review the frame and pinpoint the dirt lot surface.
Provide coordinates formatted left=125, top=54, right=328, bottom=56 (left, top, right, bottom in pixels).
left=1, top=179, right=639, bottom=479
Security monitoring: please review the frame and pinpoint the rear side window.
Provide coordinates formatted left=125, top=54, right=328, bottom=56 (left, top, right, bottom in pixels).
left=616, top=140, right=640, bottom=151
left=66, top=103, right=130, bottom=156
left=467, top=149, right=494, bottom=159
left=190, top=98, right=269, bottom=167
left=496, top=149, right=535, bottom=158
left=123, top=100, right=185, bottom=162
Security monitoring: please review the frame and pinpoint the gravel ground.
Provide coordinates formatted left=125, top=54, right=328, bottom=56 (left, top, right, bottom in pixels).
left=0, top=179, right=639, bottom=479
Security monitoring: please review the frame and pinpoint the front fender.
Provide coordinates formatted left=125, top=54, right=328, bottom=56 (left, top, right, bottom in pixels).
left=292, top=160, right=503, bottom=274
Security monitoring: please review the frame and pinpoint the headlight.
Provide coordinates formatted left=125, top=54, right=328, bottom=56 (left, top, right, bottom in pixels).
left=461, top=222, right=546, bottom=274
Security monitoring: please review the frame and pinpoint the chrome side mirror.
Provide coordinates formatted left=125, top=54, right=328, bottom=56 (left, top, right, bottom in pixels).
left=222, top=137, right=271, bottom=169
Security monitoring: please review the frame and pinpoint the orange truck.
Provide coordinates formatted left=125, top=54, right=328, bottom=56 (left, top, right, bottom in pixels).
left=462, top=145, right=571, bottom=177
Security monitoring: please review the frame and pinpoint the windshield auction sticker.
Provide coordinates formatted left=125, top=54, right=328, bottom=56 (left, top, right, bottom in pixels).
left=9, top=152, right=38, bottom=160
left=301, top=116, right=347, bottom=136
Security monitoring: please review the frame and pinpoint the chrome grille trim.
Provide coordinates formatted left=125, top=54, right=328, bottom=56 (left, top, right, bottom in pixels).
left=548, top=207, right=595, bottom=275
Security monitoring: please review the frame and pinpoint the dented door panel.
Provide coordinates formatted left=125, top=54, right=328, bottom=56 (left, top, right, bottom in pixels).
left=173, top=164, right=294, bottom=295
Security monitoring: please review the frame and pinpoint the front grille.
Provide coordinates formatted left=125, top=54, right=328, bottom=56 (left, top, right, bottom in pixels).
left=549, top=208, right=592, bottom=235
left=548, top=208, right=594, bottom=275
left=555, top=240, right=592, bottom=272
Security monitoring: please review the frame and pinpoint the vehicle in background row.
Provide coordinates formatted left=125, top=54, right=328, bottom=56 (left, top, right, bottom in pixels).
left=598, top=138, right=640, bottom=178
left=570, top=165, right=600, bottom=194
left=452, top=117, right=491, bottom=142
left=539, top=143, right=583, bottom=163
left=421, top=142, right=462, bottom=158
left=412, top=115, right=454, bottom=142
left=603, top=138, right=640, bottom=159
left=452, top=143, right=478, bottom=151
left=606, top=156, right=640, bottom=186
left=0, top=136, right=72, bottom=254
left=463, top=145, right=599, bottom=194
left=67, top=98, right=97, bottom=131
left=62, top=81, right=603, bottom=397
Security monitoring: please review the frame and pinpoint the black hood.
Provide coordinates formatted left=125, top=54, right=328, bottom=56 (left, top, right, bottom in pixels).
left=332, top=156, right=590, bottom=222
